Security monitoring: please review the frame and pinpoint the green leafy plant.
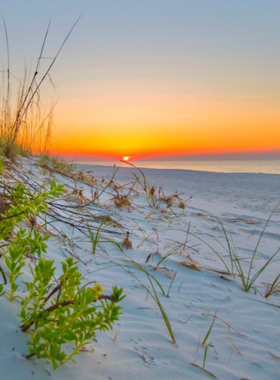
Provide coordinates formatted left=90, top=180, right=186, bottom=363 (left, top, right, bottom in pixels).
left=4, top=244, right=26, bottom=300
left=0, top=180, right=64, bottom=240
left=19, top=257, right=124, bottom=369
left=0, top=179, right=63, bottom=300
left=0, top=168, right=125, bottom=368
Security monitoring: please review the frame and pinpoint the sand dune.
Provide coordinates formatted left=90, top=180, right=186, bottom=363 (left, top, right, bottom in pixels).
left=1, top=158, right=279, bottom=380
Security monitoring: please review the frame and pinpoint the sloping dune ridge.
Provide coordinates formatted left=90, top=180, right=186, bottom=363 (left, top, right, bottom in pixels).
left=1, top=158, right=280, bottom=380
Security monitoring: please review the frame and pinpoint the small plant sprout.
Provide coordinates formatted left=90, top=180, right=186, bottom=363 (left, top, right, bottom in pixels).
left=265, top=273, right=280, bottom=298
left=192, top=313, right=217, bottom=378
left=202, top=313, right=245, bottom=355
left=201, top=313, right=216, bottom=369
left=86, top=220, right=122, bottom=254
left=147, top=275, right=176, bottom=344
left=166, top=272, right=177, bottom=298
left=154, top=247, right=177, bottom=271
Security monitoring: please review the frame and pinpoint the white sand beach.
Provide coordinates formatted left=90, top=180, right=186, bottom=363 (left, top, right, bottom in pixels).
left=1, top=159, right=280, bottom=380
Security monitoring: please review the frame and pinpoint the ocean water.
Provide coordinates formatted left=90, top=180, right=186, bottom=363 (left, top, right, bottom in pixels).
left=73, top=159, right=280, bottom=175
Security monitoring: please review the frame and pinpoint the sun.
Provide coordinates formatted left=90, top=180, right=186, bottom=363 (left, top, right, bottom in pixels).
left=123, top=156, right=130, bottom=161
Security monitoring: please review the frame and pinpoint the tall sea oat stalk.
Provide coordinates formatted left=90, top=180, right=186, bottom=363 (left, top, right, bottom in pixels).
left=0, top=15, right=82, bottom=157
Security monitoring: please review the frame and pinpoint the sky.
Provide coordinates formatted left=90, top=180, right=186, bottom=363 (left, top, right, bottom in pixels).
left=1, top=0, right=280, bottom=160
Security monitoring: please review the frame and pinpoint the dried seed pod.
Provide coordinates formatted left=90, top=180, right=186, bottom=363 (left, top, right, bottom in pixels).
left=165, top=197, right=173, bottom=207
left=149, top=186, right=156, bottom=197
left=122, top=231, right=132, bottom=249
left=178, top=201, right=186, bottom=209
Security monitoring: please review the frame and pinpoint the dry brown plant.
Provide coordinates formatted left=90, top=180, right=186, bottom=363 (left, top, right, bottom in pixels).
left=70, top=189, right=87, bottom=204
left=72, top=171, right=98, bottom=186
left=178, top=201, right=186, bottom=209
left=122, top=231, right=132, bottom=249
left=149, top=186, right=156, bottom=197
left=111, top=194, right=131, bottom=211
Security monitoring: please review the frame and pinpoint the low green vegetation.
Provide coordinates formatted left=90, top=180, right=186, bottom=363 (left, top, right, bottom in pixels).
left=20, top=258, right=124, bottom=369
left=0, top=158, right=124, bottom=369
left=37, top=154, right=76, bottom=175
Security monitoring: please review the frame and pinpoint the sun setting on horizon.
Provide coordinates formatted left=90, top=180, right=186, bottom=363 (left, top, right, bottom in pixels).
left=4, top=1, right=280, bottom=161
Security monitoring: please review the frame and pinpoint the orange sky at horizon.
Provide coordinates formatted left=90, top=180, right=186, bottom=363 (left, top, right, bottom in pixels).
left=49, top=89, right=280, bottom=160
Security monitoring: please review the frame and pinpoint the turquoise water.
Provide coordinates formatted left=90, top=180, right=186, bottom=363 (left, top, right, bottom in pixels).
left=73, top=159, right=280, bottom=175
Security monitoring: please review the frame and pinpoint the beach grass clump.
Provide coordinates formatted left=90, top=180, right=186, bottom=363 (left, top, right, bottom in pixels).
left=0, top=19, right=52, bottom=158
left=0, top=137, right=31, bottom=160
left=37, top=154, right=76, bottom=176
left=215, top=211, right=280, bottom=292
left=183, top=209, right=280, bottom=293
left=0, top=16, right=82, bottom=159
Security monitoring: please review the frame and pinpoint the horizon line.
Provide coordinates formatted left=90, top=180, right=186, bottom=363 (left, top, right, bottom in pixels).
left=57, top=150, right=280, bottom=162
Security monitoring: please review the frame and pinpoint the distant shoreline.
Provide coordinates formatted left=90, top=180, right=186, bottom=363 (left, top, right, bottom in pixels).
left=72, top=159, right=280, bottom=175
